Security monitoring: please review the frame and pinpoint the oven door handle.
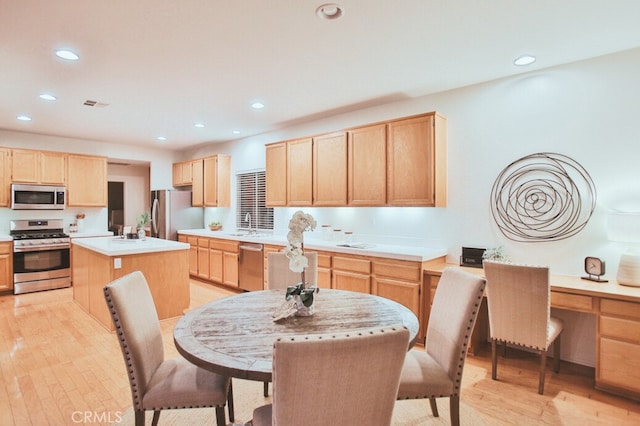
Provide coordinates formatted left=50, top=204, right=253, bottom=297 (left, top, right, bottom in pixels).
left=14, top=244, right=70, bottom=253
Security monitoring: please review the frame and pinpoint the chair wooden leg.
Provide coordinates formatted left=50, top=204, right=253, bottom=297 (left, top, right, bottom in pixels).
left=450, top=395, right=460, bottom=426
left=215, top=406, right=226, bottom=426
left=134, top=410, right=145, bottom=426
left=538, top=349, right=548, bottom=395
left=151, top=410, right=160, bottom=426
left=491, top=339, right=498, bottom=380
left=264, top=380, right=269, bottom=397
left=428, top=397, right=439, bottom=417
left=553, top=335, right=561, bottom=373
left=227, top=379, right=235, bottom=423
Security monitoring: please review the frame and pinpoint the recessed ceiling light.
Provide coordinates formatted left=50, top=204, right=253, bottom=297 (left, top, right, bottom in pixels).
left=251, top=101, right=265, bottom=109
left=194, top=123, right=205, bottom=128
left=17, top=115, right=32, bottom=122
left=232, top=130, right=241, bottom=135
left=39, top=93, right=57, bottom=101
left=156, top=136, right=167, bottom=142
left=316, top=3, right=344, bottom=20
left=55, top=49, right=80, bottom=61
left=514, top=54, right=536, bottom=66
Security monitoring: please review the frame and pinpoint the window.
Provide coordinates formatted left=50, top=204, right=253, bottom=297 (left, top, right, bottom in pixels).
left=236, top=170, right=273, bottom=231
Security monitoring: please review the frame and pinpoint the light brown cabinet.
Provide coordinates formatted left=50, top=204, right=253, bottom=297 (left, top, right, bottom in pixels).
left=332, top=255, right=371, bottom=294
left=265, top=143, right=287, bottom=207
left=11, top=149, right=66, bottom=185
left=287, top=138, right=313, bottom=206
left=598, top=298, right=640, bottom=398
left=197, top=238, right=210, bottom=280
left=173, top=161, right=193, bottom=187
left=313, top=132, right=347, bottom=206
left=387, top=113, right=447, bottom=206
left=265, top=111, right=447, bottom=208
left=0, top=148, right=11, bottom=207
left=191, top=159, right=204, bottom=207
left=348, top=124, right=387, bottom=205
left=183, top=236, right=238, bottom=288
left=66, top=154, right=107, bottom=207
left=0, top=242, right=13, bottom=292
left=204, top=155, right=231, bottom=207
left=173, top=155, right=230, bottom=207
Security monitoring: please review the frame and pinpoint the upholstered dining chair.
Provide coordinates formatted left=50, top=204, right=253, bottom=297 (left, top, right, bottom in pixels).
left=252, top=326, right=410, bottom=426
left=103, top=271, right=234, bottom=426
left=396, top=267, right=486, bottom=426
left=483, top=261, right=563, bottom=395
left=262, top=251, right=318, bottom=396
left=267, top=251, right=318, bottom=290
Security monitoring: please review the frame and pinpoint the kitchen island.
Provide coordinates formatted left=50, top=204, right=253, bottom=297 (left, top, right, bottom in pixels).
left=72, top=236, right=190, bottom=331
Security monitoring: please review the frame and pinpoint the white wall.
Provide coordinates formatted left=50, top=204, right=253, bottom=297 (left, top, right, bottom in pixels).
left=188, top=47, right=640, bottom=367
left=108, top=164, right=150, bottom=230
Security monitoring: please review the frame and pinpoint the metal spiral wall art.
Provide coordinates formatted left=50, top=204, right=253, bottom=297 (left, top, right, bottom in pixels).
left=490, top=152, right=596, bottom=242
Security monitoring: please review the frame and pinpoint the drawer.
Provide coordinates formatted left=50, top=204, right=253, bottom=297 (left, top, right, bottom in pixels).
left=209, top=239, right=239, bottom=253
left=332, top=256, right=370, bottom=274
left=551, top=291, right=594, bottom=312
left=372, top=259, right=421, bottom=282
left=197, top=238, right=210, bottom=248
left=0, top=242, right=11, bottom=255
left=600, top=316, right=640, bottom=343
left=187, top=236, right=198, bottom=246
left=601, top=298, right=640, bottom=320
left=598, top=337, right=640, bottom=393
left=317, top=253, right=332, bottom=269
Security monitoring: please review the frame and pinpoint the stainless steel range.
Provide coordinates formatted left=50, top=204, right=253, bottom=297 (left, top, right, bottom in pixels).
left=10, top=219, right=71, bottom=295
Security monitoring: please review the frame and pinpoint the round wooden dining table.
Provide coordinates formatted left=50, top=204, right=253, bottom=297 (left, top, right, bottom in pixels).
left=174, top=289, right=419, bottom=382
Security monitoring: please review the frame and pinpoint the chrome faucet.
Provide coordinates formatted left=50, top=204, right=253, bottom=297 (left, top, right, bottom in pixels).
left=245, top=212, right=254, bottom=234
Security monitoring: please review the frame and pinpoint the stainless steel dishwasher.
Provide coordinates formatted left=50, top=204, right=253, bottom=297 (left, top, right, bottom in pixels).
left=238, top=242, right=264, bottom=291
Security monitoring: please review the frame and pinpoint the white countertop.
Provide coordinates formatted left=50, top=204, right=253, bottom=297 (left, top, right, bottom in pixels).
left=72, top=236, right=189, bottom=256
left=68, top=231, right=114, bottom=238
left=178, top=229, right=447, bottom=262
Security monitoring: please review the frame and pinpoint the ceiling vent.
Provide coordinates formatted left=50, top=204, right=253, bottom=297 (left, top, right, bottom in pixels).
left=83, top=99, right=109, bottom=108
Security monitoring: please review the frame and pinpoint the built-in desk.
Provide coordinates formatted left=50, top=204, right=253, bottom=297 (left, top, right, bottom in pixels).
left=424, top=262, right=640, bottom=401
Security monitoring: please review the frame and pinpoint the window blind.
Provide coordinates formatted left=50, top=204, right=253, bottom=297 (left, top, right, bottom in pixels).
left=236, top=170, right=274, bottom=230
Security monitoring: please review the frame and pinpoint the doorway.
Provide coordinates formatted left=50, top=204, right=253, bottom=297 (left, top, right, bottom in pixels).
left=108, top=181, right=124, bottom=235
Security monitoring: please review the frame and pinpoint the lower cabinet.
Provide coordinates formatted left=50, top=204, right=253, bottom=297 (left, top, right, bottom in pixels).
left=597, top=298, right=640, bottom=399
left=0, top=241, right=13, bottom=292
left=332, top=255, right=371, bottom=293
left=182, top=235, right=238, bottom=288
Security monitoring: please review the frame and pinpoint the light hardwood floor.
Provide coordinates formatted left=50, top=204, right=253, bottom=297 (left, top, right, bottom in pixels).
left=1, top=279, right=639, bottom=425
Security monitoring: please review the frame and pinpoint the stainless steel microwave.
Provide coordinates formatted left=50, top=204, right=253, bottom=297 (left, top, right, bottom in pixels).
left=11, top=184, right=66, bottom=210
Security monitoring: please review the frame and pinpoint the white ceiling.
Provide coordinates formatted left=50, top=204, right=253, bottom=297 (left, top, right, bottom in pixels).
left=2, top=0, right=640, bottom=151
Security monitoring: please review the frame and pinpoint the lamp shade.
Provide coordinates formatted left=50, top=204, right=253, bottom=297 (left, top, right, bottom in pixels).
left=607, top=210, right=640, bottom=286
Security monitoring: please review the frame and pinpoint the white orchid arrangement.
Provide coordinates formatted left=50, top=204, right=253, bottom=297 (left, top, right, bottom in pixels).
left=283, top=211, right=317, bottom=308
left=284, top=210, right=317, bottom=273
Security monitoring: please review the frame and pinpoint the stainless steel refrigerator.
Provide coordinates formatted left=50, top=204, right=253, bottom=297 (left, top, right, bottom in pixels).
left=150, top=190, right=203, bottom=240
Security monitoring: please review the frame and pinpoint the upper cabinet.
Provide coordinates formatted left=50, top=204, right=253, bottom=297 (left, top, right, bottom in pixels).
left=204, top=155, right=230, bottom=207
left=387, top=113, right=446, bottom=206
left=172, top=161, right=193, bottom=187
left=173, top=155, right=231, bottom=207
left=0, top=148, right=11, bottom=207
left=11, top=148, right=66, bottom=185
left=348, top=124, right=387, bottom=206
left=286, top=138, right=313, bottom=206
left=66, top=154, right=107, bottom=207
left=265, top=111, right=447, bottom=207
left=313, top=132, right=347, bottom=206
left=265, top=143, right=287, bottom=207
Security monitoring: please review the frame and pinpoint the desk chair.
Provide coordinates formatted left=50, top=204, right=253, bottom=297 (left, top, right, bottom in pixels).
left=397, top=267, right=486, bottom=426
left=252, top=326, right=410, bottom=426
left=104, top=271, right=234, bottom=426
left=263, top=251, right=318, bottom=396
left=483, top=261, right=563, bottom=395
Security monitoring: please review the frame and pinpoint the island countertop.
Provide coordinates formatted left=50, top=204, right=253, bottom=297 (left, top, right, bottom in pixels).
left=72, top=236, right=189, bottom=256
